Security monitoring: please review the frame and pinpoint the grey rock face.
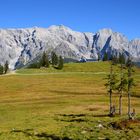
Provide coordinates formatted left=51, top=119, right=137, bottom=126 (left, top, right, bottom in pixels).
left=0, top=25, right=139, bottom=69
left=129, top=39, right=140, bottom=61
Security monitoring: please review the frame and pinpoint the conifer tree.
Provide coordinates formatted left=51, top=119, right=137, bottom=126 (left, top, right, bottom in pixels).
left=40, top=51, right=50, bottom=68
left=51, top=52, right=58, bottom=66
left=57, top=56, right=64, bottom=70
left=0, top=64, right=4, bottom=75
left=4, top=60, right=9, bottom=74
left=105, top=61, right=118, bottom=116
left=97, top=52, right=100, bottom=61
left=103, top=52, right=108, bottom=61
left=45, top=54, right=50, bottom=68
left=40, top=51, right=47, bottom=67
left=126, top=54, right=135, bottom=119
left=119, top=53, right=125, bottom=64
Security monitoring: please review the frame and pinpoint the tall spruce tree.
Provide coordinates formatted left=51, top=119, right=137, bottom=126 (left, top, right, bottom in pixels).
left=40, top=51, right=47, bottom=67
left=45, top=54, right=50, bottom=68
left=97, top=52, right=100, bottom=61
left=40, top=52, right=50, bottom=68
left=0, top=64, right=4, bottom=75
left=57, top=56, right=64, bottom=70
left=51, top=52, right=58, bottom=66
left=103, top=52, right=108, bottom=61
left=4, top=61, right=9, bottom=74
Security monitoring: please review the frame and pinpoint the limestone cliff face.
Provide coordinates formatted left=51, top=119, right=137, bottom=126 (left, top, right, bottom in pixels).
left=0, top=25, right=139, bottom=69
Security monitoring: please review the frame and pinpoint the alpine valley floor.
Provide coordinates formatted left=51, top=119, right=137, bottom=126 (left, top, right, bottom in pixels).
left=0, top=62, right=140, bottom=140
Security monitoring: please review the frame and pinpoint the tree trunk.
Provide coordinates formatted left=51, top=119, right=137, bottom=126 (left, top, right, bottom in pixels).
left=110, top=90, right=112, bottom=115
left=128, top=85, right=131, bottom=119
left=119, top=63, right=123, bottom=115
left=119, top=94, right=122, bottom=115
left=109, top=63, right=113, bottom=115
left=127, top=56, right=132, bottom=119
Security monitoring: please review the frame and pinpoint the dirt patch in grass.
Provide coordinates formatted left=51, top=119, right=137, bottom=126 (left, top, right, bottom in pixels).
left=110, top=119, right=140, bottom=130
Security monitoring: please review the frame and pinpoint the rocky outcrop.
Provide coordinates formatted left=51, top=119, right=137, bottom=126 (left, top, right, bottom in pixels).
left=0, top=25, right=139, bottom=69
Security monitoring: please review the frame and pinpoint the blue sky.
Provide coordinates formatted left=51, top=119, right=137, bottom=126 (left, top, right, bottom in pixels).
left=0, top=0, right=140, bottom=39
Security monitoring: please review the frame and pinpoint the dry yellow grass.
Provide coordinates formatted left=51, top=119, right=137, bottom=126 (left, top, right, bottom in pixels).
left=0, top=62, right=139, bottom=139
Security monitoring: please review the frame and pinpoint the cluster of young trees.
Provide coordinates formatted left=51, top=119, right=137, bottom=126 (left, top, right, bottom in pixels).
left=105, top=53, right=135, bottom=119
left=28, top=51, right=64, bottom=70
left=0, top=61, right=9, bottom=75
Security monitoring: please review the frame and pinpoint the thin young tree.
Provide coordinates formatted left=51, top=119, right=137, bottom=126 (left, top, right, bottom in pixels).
left=116, top=53, right=127, bottom=115
left=117, top=71, right=127, bottom=115
left=126, top=54, right=135, bottom=119
left=105, top=60, right=117, bottom=116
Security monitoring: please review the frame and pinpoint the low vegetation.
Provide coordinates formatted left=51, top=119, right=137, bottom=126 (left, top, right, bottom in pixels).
left=0, top=61, right=139, bottom=139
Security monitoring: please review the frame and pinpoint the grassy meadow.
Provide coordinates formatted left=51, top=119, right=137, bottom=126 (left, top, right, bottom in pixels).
left=0, top=61, right=140, bottom=140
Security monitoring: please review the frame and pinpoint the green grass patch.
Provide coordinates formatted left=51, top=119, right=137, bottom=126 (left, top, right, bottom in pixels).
left=0, top=62, right=139, bottom=139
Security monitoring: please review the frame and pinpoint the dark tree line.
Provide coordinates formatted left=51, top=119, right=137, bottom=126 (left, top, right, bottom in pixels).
left=0, top=61, right=9, bottom=75
left=103, top=52, right=125, bottom=65
left=28, top=51, right=64, bottom=70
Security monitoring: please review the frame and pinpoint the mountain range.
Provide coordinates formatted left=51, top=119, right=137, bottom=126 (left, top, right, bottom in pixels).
left=0, top=25, right=140, bottom=69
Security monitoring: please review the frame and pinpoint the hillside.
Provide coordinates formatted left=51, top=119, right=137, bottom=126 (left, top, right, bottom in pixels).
left=0, top=62, right=140, bottom=139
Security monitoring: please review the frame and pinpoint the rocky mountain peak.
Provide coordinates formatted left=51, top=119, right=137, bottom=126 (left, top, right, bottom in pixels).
left=0, top=25, right=139, bottom=69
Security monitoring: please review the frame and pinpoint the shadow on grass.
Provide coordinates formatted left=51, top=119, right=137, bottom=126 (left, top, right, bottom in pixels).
left=93, top=114, right=109, bottom=117
left=59, top=114, right=86, bottom=117
left=49, top=90, right=94, bottom=95
left=11, top=129, right=72, bottom=140
left=57, top=114, right=88, bottom=122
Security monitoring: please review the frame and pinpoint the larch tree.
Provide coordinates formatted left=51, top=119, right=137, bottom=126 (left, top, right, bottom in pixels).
left=126, top=53, right=135, bottom=119
left=105, top=60, right=118, bottom=116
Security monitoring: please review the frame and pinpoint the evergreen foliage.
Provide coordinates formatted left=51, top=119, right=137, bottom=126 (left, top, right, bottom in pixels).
left=0, top=64, right=4, bottom=75
left=40, top=51, right=50, bottom=68
left=4, top=60, right=9, bottom=74
left=51, top=51, right=59, bottom=66
left=103, top=52, right=108, bottom=61
left=57, top=56, right=64, bottom=70
left=28, top=51, right=63, bottom=70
